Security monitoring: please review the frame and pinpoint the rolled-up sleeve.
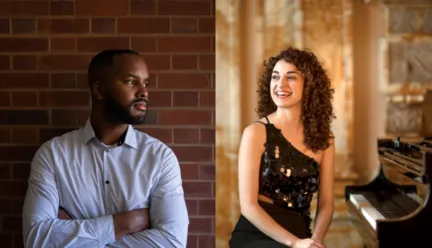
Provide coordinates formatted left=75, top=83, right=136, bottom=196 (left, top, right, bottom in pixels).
left=22, top=142, right=116, bottom=248
left=108, top=148, right=189, bottom=248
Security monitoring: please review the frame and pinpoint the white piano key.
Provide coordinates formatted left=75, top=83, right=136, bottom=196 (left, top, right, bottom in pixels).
left=349, top=194, right=386, bottom=231
left=360, top=206, right=386, bottom=230
left=349, top=194, right=370, bottom=209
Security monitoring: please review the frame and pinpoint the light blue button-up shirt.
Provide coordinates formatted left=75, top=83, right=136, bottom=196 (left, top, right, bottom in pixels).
left=22, top=119, right=189, bottom=248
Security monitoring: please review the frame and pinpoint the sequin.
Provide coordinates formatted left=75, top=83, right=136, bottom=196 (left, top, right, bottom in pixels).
left=259, top=124, right=320, bottom=224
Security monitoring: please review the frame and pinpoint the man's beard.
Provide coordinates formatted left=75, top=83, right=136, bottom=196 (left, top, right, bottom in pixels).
left=104, top=97, right=147, bottom=125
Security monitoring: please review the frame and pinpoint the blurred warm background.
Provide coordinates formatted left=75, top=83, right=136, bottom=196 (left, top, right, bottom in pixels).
left=215, top=0, right=432, bottom=247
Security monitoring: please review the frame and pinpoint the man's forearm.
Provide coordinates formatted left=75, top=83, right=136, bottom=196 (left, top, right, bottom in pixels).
left=24, top=215, right=116, bottom=248
left=108, top=227, right=188, bottom=248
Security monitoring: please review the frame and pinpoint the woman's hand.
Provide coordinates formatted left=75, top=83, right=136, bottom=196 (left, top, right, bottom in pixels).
left=292, top=238, right=325, bottom=248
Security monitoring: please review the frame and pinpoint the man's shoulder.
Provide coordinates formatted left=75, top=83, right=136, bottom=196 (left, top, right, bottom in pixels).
left=42, top=127, right=82, bottom=148
left=134, top=128, right=173, bottom=153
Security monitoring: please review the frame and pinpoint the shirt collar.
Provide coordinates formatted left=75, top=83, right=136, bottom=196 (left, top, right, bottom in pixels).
left=81, top=118, right=138, bottom=150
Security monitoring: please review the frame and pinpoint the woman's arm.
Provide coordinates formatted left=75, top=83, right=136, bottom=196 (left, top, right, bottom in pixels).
left=238, top=123, right=300, bottom=247
left=312, top=138, right=335, bottom=243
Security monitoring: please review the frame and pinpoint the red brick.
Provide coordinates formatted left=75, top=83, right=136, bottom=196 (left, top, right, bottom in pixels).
left=51, top=109, right=79, bottom=126
left=0, top=110, right=49, bottom=125
left=0, top=38, right=48, bottom=53
left=158, top=36, right=211, bottom=53
left=135, top=127, right=172, bottom=144
left=144, top=55, right=170, bottom=71
left=13, top=199, right=24, bottom=214
left=130, top=1, right=156, bottom=15
left=39, top=128, right=76, bottom=143
left=91, top=18, right=116, bottom=33
left=0, top=1, right=49, bottom=17
left=117, top=18, right=170, bottom=34
left=11, top=127, right=38, bottom=144
left=2, top=216, right=22, bottom=232
left=173, top=91, right=198, bottom=107
left=0, top=73, right=49, bottom=89
left=0, top=127, right=10, bottom=143
left=186, top=235, right=198, bottom=248
left=200, top=128, right=214, bottom=144
left=211, top=0, right=215, bottom=15
left=131, top=37, right=157, bottom=53
left=76, top=0, right=129, bottom=16
left=12, top=163, right=31, bottom=180
left=39, top=91, right=90, bottom=107
left=50, top=73, right=77, bottom=89
left=199, top=91, right=214, bottom=107
left=76, top=73, right=88, bottom=89
left=50, top=37, right=76, bottom=52
left=199, top=54, right=215, bottom=70
left=172, top=146, right=213, bottom=162
left=149, top=90, right=171, bottom=107
left=0, top=18, right=9, bottom=34
left=158, top=73, right=210, bottom=89
left=11, top=91, right=38, bottom=107
left=0, top=199, right=13, bottom=214
left=0, top=55, right=10, bottom=70
left=199, top=199, right=215, bottom=215
left=174, top=128, right=199, bottom=144
left=200, top=164, right=214, bottom=179
left=78, top=109, right=91, bottom=125
left=11, top=18, right=36, bottom=34
left=199, top=17, right=215, bottom=33
left=189, top=217, right=213, bottom=233
left=172, top=18, right=198, bottom=33
left=180, top=163, right=199, bottom=179
left=0, top=146, right=39, bottom=162
left=158, top=1, right=211, bottom=15
left=0, top=164, right=10, bottom=179
left=77, top=37, right=130, bottom=52
left=38, top=18, right=89, bottom=34
left=50, top=1, right=74, bottom=16
left=159, top=110, right=211, bottom=125
left=182, top=181, right=212, bottom=198
left=0, top=91, right=10, bottom=106
left=185, top=199, right=198, bottom=215
left=38, top=55, right=91, bottom=71
left=12, top=55, right=37, bottom=71
left=172, top=55, right=197, bottom=70
left=198, top=235, right=215, bottom=248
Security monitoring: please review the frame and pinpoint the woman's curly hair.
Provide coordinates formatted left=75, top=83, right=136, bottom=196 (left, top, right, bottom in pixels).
left=256, top=47, right=336, bottom=153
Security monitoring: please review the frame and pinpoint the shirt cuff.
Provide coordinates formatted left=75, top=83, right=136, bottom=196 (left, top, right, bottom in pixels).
left=95, top=215, right=116, bottom=246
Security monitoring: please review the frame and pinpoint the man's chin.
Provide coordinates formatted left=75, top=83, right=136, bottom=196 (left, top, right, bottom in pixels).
left=128, top=114, right=146, bottom=125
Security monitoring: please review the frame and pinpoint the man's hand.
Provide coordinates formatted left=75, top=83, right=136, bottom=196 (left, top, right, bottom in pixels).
left=113, top=208, right=150, bottom=240
left=58, top=207, right=72, bottom=220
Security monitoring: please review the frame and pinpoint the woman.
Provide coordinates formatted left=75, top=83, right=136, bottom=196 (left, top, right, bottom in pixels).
left=229, top=47, right=336, bottom=248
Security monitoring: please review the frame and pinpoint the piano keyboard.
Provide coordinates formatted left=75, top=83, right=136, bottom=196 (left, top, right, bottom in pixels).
left=349, top=192, right=420, bottom=230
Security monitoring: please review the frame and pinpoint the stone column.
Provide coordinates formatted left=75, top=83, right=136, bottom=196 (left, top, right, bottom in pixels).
left=215, top=1, right=242, bottom=247
left=378, top=0, right=432, bottom=137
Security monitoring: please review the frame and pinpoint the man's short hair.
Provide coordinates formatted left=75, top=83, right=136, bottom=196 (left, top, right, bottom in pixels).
left=87, top=49, right=141, bottom=88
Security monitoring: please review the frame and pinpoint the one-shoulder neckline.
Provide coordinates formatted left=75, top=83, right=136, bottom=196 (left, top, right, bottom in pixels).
left=268, top=123, right=320, bottom=166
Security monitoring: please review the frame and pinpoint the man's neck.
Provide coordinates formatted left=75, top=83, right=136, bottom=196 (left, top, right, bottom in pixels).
left=89, top=113, right=128, bottom=146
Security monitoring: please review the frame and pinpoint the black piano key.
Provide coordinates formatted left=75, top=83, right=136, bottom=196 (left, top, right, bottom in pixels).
left=362, top=192, right=410, bottom=219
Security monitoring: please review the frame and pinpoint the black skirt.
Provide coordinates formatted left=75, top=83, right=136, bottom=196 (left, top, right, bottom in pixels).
left=229, top=201, right=312, bottom=248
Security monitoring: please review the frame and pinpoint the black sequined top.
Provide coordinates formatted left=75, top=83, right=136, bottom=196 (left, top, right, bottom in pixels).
left=258, top=117, right=320, bottom=215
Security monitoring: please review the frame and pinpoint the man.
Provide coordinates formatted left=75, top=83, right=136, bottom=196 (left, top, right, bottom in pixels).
left=22, top=49, right=189, bottom=248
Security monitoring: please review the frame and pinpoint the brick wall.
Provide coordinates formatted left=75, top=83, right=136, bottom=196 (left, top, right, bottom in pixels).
left=0, top=1, right=215, bottom=247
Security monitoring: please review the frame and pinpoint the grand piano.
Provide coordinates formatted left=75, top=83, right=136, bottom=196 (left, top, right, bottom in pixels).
left=345, top=136, right=432, bottom=247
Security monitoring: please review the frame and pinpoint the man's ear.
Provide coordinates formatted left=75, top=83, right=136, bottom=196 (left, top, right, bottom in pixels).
left=91, top=81, right=105, bottom=101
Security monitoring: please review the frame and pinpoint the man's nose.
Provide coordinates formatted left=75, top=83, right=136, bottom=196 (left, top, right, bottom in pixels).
left=136, top=84, right=148, bottom=99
